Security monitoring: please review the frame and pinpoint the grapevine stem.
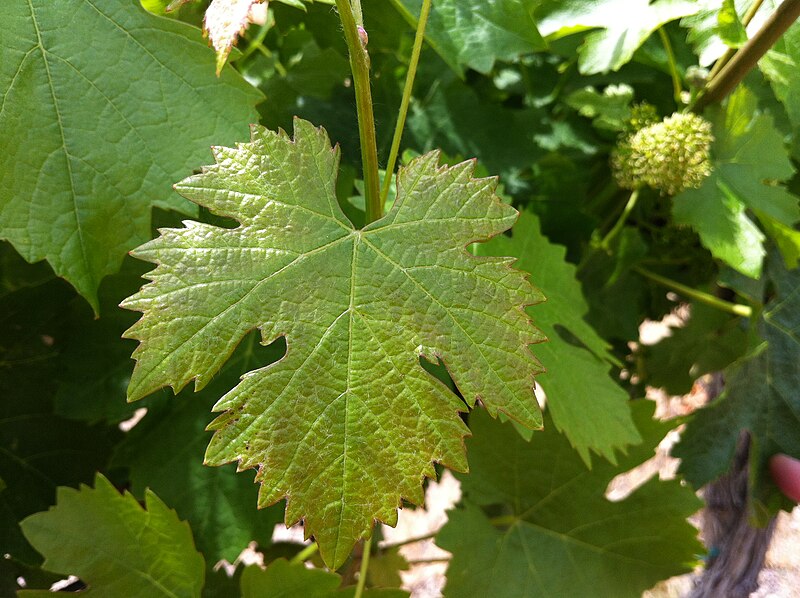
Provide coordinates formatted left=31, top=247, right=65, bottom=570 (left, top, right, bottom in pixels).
left=658, top=28, right=683, bottom=104
left=599, top=189, right=639, bottom=250
left=633, top=266, right=753, bottom=317
left=692, top=0, right=800, bottom=112
left=707, top=0, right=766, bottom=80
left=351, top=0, right=364, bottom=28
left=289, top=542, right=319, bottom=564
left=353, top=535, right=373, bottom=598
left=380, top=0, right=432, bottom=204
left=335, top=0, right=382, bottom=224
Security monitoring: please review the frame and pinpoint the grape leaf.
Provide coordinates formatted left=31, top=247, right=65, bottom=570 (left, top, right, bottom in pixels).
left=675, top=254, right=800, bottom=505
left=476, top=211, right=640, bottom=464
left=761, top=20, right=800, bottom=160
left=112, top=334, right=286, bottom=563
left=537, top=0, right=699, bottom=74
left=122, top=119, right=545, bottom=567
left=0, top=0, right=261, bottom=311
left=566, top=84, right=634, bottom=132
left=391, top=0, right=545, bottom=76
left=673, top=86, right=799, bottom=278
left=438, top=402, right=703, bottom=598
left=717, top=0, right=747, bottom=47
left=684, top=0, right=779, bottom=66
left=20, top=474, right=204, bottom=597
left=241, top=559, right=408, bottom=597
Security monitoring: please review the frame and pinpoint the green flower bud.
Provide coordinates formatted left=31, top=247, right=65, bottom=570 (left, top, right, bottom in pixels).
left=625, top=103, right=660, bottom=133
left=612, top=112, right=714, bottom=196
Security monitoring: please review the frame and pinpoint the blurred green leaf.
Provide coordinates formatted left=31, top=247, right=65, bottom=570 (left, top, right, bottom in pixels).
left=392, top=0, right=545, bottom=76
left=538, top=0, right=699, bottom=74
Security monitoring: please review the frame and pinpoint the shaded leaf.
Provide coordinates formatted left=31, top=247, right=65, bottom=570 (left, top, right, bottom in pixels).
left=0, top=0, right=261, bottom=309
left=122, top=119, right=544, bottom=567
left=676, top=254, right=800, bottom=507
left=640, top=303, right=749, bottom=395
left=20, top=474, right=205, bottom=597
left=391, top=0, right=545, bottom=76
left=477, top=211, right=640, bottom=463
left=438, top=402, right=702, bottom=598
left=0, top=278, right=115, bottom=564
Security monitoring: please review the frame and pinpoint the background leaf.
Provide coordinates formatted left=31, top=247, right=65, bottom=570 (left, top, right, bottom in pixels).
left=438, top=402, right=703, bottom=598
left=676, top=254, right=800, bottom=504
left=537, top=0, right=699, bottom=74
left=391, top=0, right=545, bottom=76
left=20, top=474, right=205, bottom=597
left=0, top=0, right=261, bottom=309
left=673, top=86, right=799, bottom=278
left=476, top=211, right=640, bottom=463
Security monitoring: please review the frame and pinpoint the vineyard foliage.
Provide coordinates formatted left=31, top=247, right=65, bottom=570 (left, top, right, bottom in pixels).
left=2, top=0, right=800, bottom=596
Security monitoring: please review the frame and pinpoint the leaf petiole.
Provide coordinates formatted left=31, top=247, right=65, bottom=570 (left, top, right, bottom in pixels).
left=335, top=0, right=382, bottom=223
left=354, top=535, right=373, bottom=598
left=658, top=28, right=683, bottom=105
left=633, top=266, right=753, bottom=317
left=380, top=0, right=432, bottom=204
left=599, top=189, right=640, bottom=251
left=289, top=542, right=319, bottom=565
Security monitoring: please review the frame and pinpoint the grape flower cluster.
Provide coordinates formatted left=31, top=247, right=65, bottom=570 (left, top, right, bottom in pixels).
left=612, top=112, right=714, bottom=196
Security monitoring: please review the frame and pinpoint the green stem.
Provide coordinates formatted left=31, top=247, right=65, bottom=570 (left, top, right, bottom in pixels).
left=289, top=542, right=319, bottom=564
left=237, top=17, right=272, bottom=63
left=633, top=266, right=753, bottom=317
left=380, top=530, right=438, bottom=550
left=600, top=189, right=639, bottom=250
left=335, top=0, right=382, bottom=224
left=351, top=0, right=364, bottom=28
left=692, top=0, right=800, bottom=112
left=707, top=0, right=766, bottom=80
left=658, top=28, right=683, bottom=104
left=354, top=535, right=373, bottom=598
left=380, top=0, right=432, bottom=204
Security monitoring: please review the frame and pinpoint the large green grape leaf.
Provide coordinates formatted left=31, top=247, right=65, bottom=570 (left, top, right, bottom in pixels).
left=537, top=0, right=699, bottom=74
left=0, top=0, right=261, bottom=311
left=673, top=86, right=799, bottom=278
left=476, top=211, right=640, bottom=464
left=19, top=474, right=205, bottom=597
left=122, top=119, right=545, bottom=568
left=675, top=254, right=800, bottom=506
left=438, top=402, right=703, bottom=598
left=390, top=0, right=545, bottom=76
left=112, top=334, right=286, bottom=563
